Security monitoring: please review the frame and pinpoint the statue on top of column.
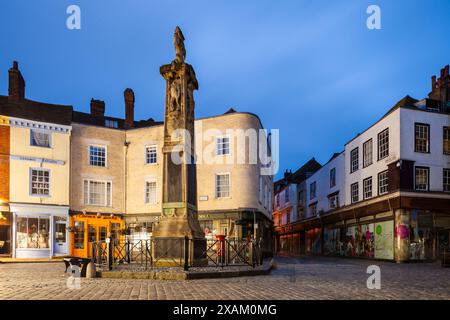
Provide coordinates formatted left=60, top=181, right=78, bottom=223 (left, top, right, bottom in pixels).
left=173, top=26, right=186, bottom=64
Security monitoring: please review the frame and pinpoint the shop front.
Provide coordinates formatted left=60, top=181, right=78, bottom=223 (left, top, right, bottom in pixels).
left=322, top=213, right=395, bottom=260
left=199, top=210, right=273, bottom=256
left=70, top=213, right=124, bottom=258
left=398, top=209, right=450, bottom=261
left=10, top=204, right=69, bottom=258
left=124, top=214, right=160, bottom=242
left=274, top=223, right=305, bottom=256
left=0, top=210, right=12, bottom=256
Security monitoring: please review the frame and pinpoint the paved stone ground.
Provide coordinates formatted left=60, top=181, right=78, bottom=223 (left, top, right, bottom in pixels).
left=0, top=256, right=449, bottom=300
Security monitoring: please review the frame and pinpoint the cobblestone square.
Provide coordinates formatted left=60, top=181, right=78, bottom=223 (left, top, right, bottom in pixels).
left=1, top=256, right=449, bottom=300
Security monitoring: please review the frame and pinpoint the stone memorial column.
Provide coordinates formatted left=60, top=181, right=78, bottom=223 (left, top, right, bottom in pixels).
left=152, top=26, right=206, bottom=267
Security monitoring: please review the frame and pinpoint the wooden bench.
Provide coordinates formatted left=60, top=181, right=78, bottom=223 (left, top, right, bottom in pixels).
left=63, top=257, right=92, bottom=277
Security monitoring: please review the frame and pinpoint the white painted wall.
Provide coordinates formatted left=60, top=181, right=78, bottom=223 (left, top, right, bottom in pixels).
left=400, top=108, right=450, bottom=191
left=305, top=152, right=345, bottom=217
left=344, top=109, right=401, bottom=205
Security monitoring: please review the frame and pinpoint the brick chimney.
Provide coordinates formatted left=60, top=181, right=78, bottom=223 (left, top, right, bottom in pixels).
left=8, top=61, right=25, bottom=101
left=90, top=99, right=105, bottom=118
left=124, top=88, right=135, bottom=128
left=284, top=169, right=292, bottom=180
left=428, top=65, right=450, bottom=112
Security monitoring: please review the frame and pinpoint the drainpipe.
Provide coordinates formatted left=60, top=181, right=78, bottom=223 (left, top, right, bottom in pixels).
left=124, top=139, right=130, bottom=227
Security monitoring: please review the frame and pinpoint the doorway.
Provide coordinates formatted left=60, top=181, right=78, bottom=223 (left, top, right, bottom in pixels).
left=0, top=225, right=11, bottom=255
left=53, top=216, right=67, bottom=256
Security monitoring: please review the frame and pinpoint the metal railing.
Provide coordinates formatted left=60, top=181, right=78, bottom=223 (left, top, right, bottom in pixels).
left=91, top=237, right=262, bottom=271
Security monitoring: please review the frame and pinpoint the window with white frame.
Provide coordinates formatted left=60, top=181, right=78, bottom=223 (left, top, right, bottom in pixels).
left=378, top=128, right=389, bottom=160
left=363, top=139, right=373, bottom=168
left=30, top=129, right=51, bottom=148
left=215, top=173, right=230, bottom=198
left=363, top=177, right=372, bottom=199
left=378, top=170, right=388, bottom=195
left=350, top=147, right=359, bottom=173
left=444, top=169, right=450, bottom=192
left=330, top=168, right=336, bottom=188
left=30, top=169, right=50, bottom=196
left=351, top=182, right=359, bottom=203
left=83, top=180, right=112, bottom=206
left=443, top=127, right=450, bottom=155
left=415, top=123, right=430, bottom=153
left=89, top=145, right=106, bottom=167
left=328, top=194, right=338, bottom=209
left=145, top=145, right=157, bottom=164
left=310, top=182, right=316, bottom=200
left=145, top=180, right=157, bottom=204
left=216, top=136, right=230, bottom=155
left=415, top=167, right=429, bottom=191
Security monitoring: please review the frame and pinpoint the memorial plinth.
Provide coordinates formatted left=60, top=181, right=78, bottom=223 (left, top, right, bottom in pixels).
left=151, top=27, right=206, bottom=266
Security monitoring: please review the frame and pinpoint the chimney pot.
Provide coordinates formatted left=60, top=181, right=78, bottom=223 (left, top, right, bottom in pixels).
left=124, top=88, right=135, bottom=129
left=90, top=99, right=105, bottom=118
left=8, top=60, right=25, bottom=101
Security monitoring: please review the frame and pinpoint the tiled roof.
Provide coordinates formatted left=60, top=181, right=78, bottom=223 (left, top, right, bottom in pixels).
left=0, top=95, right=72, bottom=126
left=72, top=111, right=163, bottom=129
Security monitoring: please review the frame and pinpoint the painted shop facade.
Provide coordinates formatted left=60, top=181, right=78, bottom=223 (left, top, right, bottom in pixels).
left=0, top=61, right=273, bottom=258
left=274, top=65, right=450, bottom=262
left=0, top=62, right=72, bottom=258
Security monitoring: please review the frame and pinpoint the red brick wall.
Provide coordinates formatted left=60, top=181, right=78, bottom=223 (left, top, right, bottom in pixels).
left=0, top=125, right=10, bottom=202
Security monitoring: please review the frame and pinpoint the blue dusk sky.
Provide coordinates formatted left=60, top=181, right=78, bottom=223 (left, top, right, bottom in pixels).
left=1, top=1, right=449, bottom=179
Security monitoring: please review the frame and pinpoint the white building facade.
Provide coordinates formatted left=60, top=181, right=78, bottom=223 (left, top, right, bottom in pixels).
left=274, top=65, right=450, bottom=262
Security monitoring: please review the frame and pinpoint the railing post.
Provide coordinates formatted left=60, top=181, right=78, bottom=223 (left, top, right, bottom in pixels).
left=184, top=236, right=189, bottom=271
left=126, top=240, right=131, bottom=263
left=250, top=240, right=255, bottom=268
left=107, top=237, right=113, bottom=270
left=145, top=240, right=148, bottom=270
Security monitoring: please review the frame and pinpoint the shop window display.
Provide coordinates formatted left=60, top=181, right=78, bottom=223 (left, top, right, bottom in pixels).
left=343, top=225, right=374, bottom=258
left=16, top=216, right=50, bottom=249
left=409, top=210, right=435, bottom=260
left=323, top=221, right=394, bottom=260
left=374, top=221, right=394, bottom=260
left=323, top=227, right=341, bottom=255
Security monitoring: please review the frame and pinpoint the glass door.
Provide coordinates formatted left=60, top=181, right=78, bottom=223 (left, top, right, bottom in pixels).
left=87, top=225, right=97, bottom=258
left=54, top=216, right=67, bottom=255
